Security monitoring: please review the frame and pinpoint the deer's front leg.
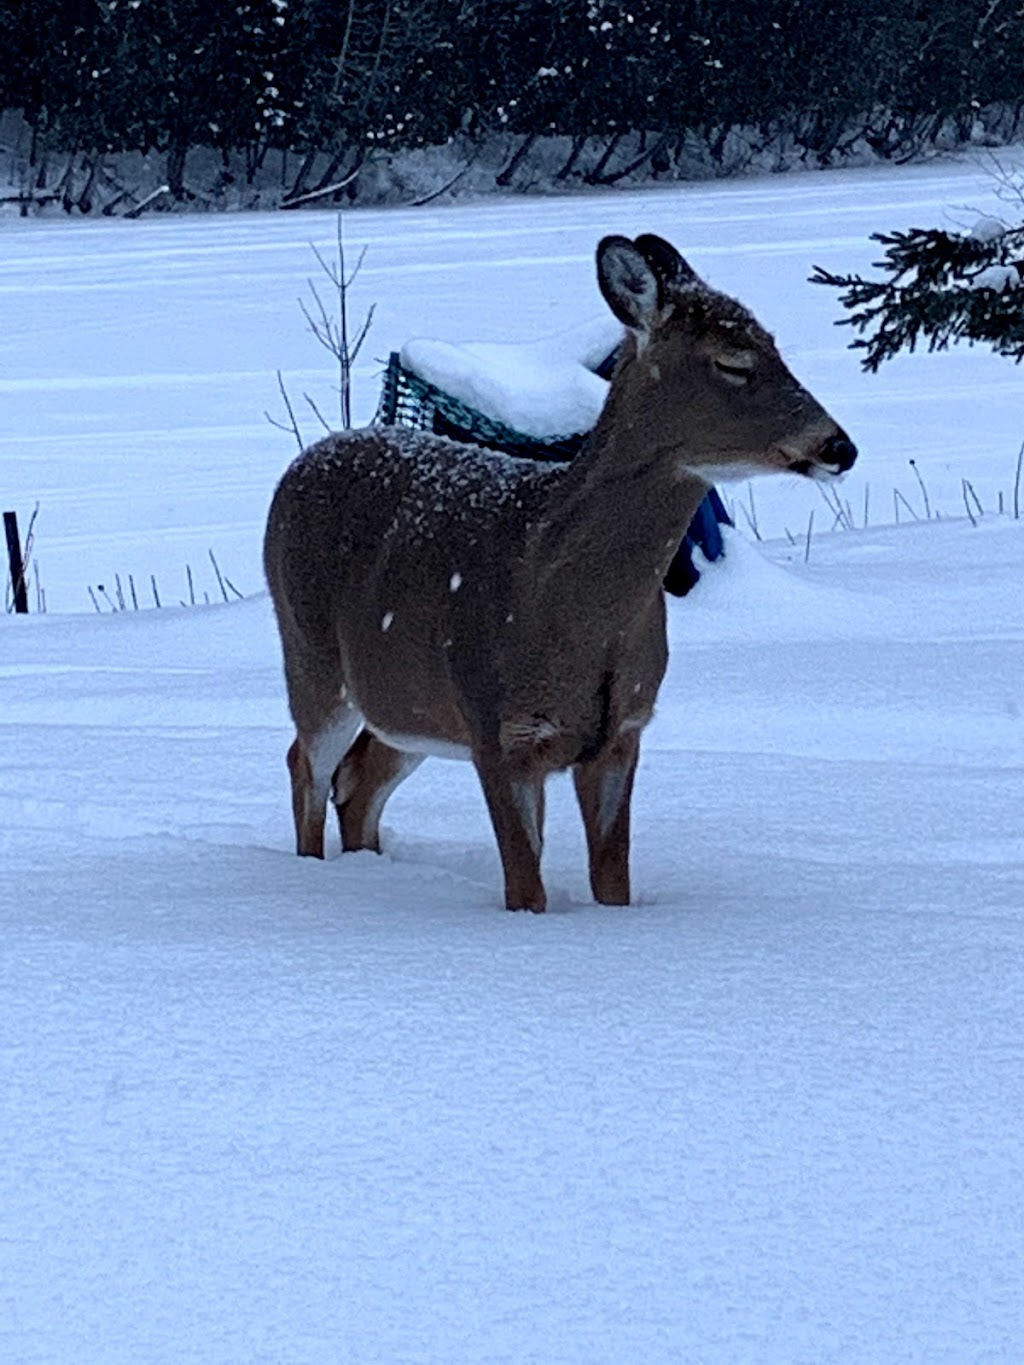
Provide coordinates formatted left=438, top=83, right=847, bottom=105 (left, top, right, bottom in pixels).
left=473, top=750, right=547, bottom=912
left=573, top=729, right=641, bottom=906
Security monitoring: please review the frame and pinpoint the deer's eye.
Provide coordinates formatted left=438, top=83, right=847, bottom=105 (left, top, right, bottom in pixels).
left=714, top=357, right=755, bottom=386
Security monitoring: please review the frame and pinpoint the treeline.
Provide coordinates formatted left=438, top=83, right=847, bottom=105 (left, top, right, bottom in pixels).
left=2, top=0, right=1024, bottom=210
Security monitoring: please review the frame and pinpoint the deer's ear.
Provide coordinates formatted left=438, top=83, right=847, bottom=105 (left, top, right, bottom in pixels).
left=597, top=236, right=662, bottom=330
left=634, top=233, right=700, bottom=290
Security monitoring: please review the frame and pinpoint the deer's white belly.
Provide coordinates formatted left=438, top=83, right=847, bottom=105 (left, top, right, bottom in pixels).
left=365, top=723, right=473, bottom=762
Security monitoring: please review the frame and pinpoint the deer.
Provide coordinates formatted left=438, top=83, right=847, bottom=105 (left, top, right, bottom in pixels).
left=264, top=233, right=856, bottom=912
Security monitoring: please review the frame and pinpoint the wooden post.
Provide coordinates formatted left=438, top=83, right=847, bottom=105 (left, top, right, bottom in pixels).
left=4, top=511, right=29, bottom=614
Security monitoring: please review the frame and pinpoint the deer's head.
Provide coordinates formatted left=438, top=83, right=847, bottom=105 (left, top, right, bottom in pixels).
left=597, top=233, right=857, bottom=483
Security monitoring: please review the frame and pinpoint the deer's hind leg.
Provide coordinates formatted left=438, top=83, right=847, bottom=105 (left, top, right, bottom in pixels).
left=288, top=707, right=362, bottom=858
left=282, top=644, right=363, bottom=858
left=332, top=731, right=423, bottom=854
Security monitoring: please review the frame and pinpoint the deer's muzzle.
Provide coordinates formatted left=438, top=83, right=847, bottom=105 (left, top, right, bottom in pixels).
left=790, top=428, right=858, bottom=480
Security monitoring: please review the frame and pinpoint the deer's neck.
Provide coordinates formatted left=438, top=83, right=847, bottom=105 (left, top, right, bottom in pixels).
left=530, top=378, right=709, bottom=609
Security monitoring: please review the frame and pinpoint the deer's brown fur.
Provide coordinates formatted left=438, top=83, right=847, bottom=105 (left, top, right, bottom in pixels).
left=264, top=234, right=856, bottom=910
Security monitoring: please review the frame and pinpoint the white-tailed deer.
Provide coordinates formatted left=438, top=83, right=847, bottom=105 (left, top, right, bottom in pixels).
left=265, top=234, right=856, bottom=911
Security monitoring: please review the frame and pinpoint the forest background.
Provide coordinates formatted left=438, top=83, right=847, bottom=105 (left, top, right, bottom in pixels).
left=3, top=0, right=1024, bottom=212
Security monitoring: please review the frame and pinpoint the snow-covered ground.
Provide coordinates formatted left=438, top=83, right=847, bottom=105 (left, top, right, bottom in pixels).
left=2, top=157, right=1023, bottom=1361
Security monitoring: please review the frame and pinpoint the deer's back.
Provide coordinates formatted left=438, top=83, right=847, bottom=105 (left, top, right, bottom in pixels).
left=265, top=427, right=556, bottom=604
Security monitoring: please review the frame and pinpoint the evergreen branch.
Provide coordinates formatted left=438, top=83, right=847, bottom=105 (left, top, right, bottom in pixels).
left=811, top=224, right=1024, bottom=371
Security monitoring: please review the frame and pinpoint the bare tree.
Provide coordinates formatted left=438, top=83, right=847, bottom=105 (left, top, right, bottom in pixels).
left=267, top=215, right=376, bottom=443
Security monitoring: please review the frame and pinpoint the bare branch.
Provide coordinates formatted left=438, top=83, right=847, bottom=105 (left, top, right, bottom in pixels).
left=894, top=488, right=920, bottom=521
left=411, top=149, right=480, bottom=207
left=961, top=479, right=981, bottom=526
left=909, top=458, right=932, bottom=519
left=208, top=550, right=228, bottom=603
left=280, top=163, right=363, bottom=209
left=817, top=480, right=853, bottom=531
left=124, top=184, right=171, bottom=219
left=265, top=370, right=305, bottom=450
left=349, top=302, right=377, bottom=363
left=304, top=393, right=333, bottom=433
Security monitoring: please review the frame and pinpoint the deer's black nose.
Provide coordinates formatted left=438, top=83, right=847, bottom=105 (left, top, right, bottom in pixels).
left=823, top=431, right=858, bottom=472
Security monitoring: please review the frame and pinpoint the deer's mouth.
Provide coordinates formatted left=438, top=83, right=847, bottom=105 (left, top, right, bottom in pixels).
left=787, top=432, right=858, bottom=481
left=790, top=456, right=841, bottom=481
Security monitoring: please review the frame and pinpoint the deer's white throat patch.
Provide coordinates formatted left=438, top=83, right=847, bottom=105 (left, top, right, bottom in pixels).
left=680, top=459, right=770, bottom=484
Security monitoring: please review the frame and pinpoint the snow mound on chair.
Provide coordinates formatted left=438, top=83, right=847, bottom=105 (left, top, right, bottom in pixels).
left=401, top=315, right=623, bottom=440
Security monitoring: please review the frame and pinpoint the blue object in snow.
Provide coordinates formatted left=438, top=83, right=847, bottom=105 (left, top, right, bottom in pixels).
left=664, top=486, right=732, bottom=597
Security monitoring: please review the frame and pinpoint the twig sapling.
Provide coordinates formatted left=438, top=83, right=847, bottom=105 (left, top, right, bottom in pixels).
left=267, top=215, right=376, bottom=443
